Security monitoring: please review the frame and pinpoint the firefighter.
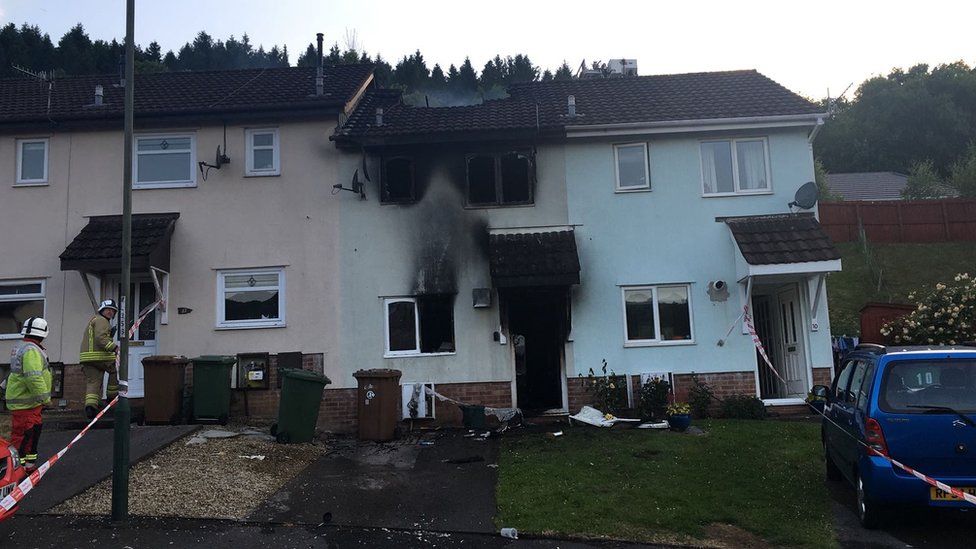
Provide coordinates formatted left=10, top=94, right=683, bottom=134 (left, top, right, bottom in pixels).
left=79, top=299, right=119, bottom=419
left=6, top=317, right=53, bottom=471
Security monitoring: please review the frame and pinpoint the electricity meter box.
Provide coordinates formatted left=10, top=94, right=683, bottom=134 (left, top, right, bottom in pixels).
left=236, top=353, right=270, bottom=390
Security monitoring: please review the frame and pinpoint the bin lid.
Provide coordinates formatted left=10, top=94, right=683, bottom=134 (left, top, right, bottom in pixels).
left=191, top=355, right=238, bottom=366
left=282, top=368, right=331, bottom=385
left=143, top=355, right=189, bottom=365
left=352, top=368, right=402, bottom=379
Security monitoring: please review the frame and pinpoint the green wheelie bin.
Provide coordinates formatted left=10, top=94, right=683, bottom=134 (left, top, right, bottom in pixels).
left=191, top=355, right=237, bottom=424
left=272, top=369, right=331, bottom=443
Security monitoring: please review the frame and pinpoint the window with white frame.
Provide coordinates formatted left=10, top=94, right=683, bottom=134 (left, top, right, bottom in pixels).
left=217, top=268, right=285, bottom=328
left=614, top=143, right=649, bottom=191
left=384, top=296, right=455, bottom=357
left=0, top=280, right=45, bottom=339
left=245, top=128, right=280, bottom=176
left=622, top=284, right=693, bottom=345
left=700, top=138, right=770, bottom=195
left=135, top=134, right=196, bottom=188
left=16, top=138, right=49, bottom=185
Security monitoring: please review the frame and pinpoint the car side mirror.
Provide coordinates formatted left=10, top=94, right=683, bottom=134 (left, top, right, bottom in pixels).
left=811, top=384, right=829, bottom=400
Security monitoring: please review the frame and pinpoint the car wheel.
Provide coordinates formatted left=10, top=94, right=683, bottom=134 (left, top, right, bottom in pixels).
left=856, top=473, right=883, bottom=529
left=824, top=439, right=843, bottom=481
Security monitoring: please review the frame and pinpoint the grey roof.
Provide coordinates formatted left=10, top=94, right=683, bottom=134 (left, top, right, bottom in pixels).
left=727, top=214, right=840, bottom=265
left=825, top=172, right=909, bottom=201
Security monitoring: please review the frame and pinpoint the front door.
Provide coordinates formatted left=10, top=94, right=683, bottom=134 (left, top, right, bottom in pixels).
left=776, top=286, right=808, bottom=398
left=110, top=279, right=158, bottom=398
left=506, top=289, right=567, bottom=414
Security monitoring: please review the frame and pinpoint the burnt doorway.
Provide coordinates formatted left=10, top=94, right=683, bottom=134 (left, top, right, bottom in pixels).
left=506, top=288, right=568, bottom=414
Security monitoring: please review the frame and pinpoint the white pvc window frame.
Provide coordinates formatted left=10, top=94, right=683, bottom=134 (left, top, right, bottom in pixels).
left=133, top=133, right=197, bottom=189
left=245, top=127, right=280, bottom=177
left=0, top=279, right=46, bottom=340
left=699, top=137, right=772, bottom=196
left=215, top=267, right=285, bottom=329
left=384, top=297, right=421, bottom=357
left=613, top=142, right=650, bottom=192
left=621, top=283, right=695, bottom=347
left=15, top=138, right=49, bottom=186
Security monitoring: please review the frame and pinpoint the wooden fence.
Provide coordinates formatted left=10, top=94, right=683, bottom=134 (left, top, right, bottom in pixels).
left=819, top=199, right=976, bottom=243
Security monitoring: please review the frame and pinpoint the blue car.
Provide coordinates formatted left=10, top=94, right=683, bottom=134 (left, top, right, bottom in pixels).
left=819, top=344, right=976, bottom=528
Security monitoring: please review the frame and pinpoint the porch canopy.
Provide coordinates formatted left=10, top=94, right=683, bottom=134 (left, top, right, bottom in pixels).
left=60, top=213, right=179, bottom=274
left=726, top=213, right=841, bottom=281
left=489, top=227, right=581, bottom=287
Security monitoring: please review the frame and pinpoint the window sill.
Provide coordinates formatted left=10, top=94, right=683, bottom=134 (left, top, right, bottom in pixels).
left=0, top=334, right=24, bottom=340
left=215, top=322, right=286, bottom=331
left=244, top=172, right=281, bottom=178
left=14, top=181, right=49, bottom=187
left=701, top=190, right=773, bottom=198
left=463, top=203, right=535, bottom=210
left=624, top=340, right=696, bottom=348
left=615, top=187, right=651, bottom=194
left=384, top=351, right=457, bottom=359
left=135, top=182, right=197, bottom=190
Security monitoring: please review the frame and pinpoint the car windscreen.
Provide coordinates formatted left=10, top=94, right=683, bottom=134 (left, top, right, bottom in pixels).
left=880, top=359, right=976, bottom=413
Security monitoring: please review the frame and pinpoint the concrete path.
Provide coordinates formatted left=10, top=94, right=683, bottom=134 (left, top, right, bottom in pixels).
left=19, top=423, right=196, bottom=513
left=249, top=431, right=499, bottom=533
left=0, top=515, right=662, bottom=548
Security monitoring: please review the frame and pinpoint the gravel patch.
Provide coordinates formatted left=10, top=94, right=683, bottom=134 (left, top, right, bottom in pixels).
left=52, top=427, right=325, bottom=519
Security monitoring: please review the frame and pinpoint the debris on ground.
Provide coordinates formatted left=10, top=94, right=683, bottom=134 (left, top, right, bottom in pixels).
left=442, top=455, right=485, bottom=465
left=569, top=406, right=641, bottom=428
left=53, top=426, right=325, bottom=519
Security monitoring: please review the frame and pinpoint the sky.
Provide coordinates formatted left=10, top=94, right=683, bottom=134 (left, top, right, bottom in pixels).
left=1, top=0, right=974, bottom=99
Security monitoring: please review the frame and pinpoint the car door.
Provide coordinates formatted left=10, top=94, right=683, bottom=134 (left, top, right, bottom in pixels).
left=838, top=360, right=871, bottom=469
left=826, top=359, right=857, bottom=470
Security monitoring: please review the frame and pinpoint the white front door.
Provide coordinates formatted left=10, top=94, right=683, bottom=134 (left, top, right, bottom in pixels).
left=776, top=286, right=808, bottom=398
left=109, top=280, right=158, bottom=399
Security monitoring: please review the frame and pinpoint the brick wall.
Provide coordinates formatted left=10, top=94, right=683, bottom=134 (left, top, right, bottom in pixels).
left=672, top=371, right=756, bottom=402
left=812, top=367, right=832, bottom=388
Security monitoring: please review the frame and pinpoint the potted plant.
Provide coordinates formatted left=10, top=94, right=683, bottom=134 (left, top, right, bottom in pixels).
left=666, top=402, right=692, bottom=432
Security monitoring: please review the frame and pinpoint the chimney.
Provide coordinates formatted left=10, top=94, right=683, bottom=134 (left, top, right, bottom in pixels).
left=94, top=84, right=104, bottom=106
left=375, top=108, right=384, bottom=126
left=567, top=95, right=576, bottom=117
left=315, top=33, right=324, bottom=96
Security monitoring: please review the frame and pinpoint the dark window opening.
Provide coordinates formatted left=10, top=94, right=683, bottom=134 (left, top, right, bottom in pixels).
left=418, top=295, right=455, bottom=353
left=467, top=155, right=496, bottom=205
left=466, top=151, right=534, bottom=206
left=382, top=157, right=415, bottom=203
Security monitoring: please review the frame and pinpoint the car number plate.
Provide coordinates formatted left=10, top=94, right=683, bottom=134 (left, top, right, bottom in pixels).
left=931, top=486, right=976, bottom=501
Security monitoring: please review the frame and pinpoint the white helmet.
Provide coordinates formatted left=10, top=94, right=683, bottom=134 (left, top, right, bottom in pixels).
left=21, top=317, right=49, bottom=340
left=98, top=299, right=119, bottom=313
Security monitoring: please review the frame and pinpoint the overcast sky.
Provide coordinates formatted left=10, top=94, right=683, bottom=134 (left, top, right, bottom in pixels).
left=1, top=0, right=973, bottom=99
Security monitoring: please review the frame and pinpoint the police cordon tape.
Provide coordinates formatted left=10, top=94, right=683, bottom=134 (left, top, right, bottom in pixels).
left=744, top=304, right=976, bottom=507
left=0, top=297, right=164, bottom=518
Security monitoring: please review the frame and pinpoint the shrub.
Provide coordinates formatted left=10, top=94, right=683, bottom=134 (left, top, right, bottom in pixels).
left=579, top=359, right=628, bottom=414
left=637, top=377, right=671, bottom=420
left=881, top=273, right=975, bottom=345
left=720, top=395, right=767, bottom=419
left=688, top=373, right=715, bottom=418
left=666, top=402, right=691, bottom=415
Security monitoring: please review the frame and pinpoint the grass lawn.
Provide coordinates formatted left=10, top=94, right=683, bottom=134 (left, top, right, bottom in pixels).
left=496, top=420, right=834, bottom=548
left=827, top=241, right=976, bottom=335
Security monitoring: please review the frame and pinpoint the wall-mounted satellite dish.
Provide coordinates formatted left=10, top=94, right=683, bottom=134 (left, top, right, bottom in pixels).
left=788, top=181, right=819, bottom=210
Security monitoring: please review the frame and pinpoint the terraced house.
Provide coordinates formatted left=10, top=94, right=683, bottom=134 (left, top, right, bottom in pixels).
left=0, top=59, right=841, bottom=429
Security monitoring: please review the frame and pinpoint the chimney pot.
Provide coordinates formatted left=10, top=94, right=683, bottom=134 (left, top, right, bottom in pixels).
left=567, top=95, right=576, bottom=117
left=376, top=108, right=384, bottom=126
left=94, top=84, right=104, bottom=106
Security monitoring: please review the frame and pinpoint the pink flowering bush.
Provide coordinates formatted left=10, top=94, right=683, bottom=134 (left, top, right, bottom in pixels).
left=881, top=273, right=975, bottom=345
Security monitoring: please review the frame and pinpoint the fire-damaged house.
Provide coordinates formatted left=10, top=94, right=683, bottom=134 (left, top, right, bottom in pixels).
left=332, top=69, right=840, bottom=416
left=0, top=54, right=840, bottom=429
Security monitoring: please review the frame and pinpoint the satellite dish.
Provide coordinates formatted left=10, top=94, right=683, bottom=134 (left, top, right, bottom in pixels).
left=789, top=181, right=819, bottom=210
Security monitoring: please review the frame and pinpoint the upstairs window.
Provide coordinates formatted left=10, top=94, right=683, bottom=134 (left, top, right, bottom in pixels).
left=614, top=143, right=649, bottom=191
left=466, top=151, right=533, bottom=207
left=381, top=156, right=415, bottom=203
left=701, top=138, right=770, bottom=195
left=385, top=296, right=455, bottom=356
left=135, top=134, right=196, bottom=188
left=16, top=138, right=49, bottom=185
left=0, top=281, right=45, bottom=339
left=245, top=128, right=280, bottom=176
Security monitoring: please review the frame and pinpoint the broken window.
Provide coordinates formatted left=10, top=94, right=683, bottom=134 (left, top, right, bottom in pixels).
left=384, top=296, right=456, bottom=356
left=382, top=156, right=415, bottom=203
left=466, top=151, right=533, bottom=206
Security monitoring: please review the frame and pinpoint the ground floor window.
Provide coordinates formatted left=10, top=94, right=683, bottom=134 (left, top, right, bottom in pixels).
left=217, top=268, right=285, bottom=329
left=0, top=280, right=45, bottom=339
left=622, top=284, right=693, bottom=345
left=385, top=295, right=455, bottom=356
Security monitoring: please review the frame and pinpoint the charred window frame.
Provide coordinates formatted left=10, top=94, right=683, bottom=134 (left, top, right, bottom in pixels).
left=381, top=156, right=416, bottom=203
left=465, top=150, right=534, bottom=207
left=384, top=295, right=456, bottom=357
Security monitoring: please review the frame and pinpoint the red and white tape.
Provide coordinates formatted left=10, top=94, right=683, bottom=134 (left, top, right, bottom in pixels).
left=0, top=395, right=119, bottom=516
left=743, top=305, right=790, bottom=387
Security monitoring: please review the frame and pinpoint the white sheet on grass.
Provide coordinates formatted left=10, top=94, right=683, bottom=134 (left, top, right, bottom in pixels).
left=569, top=405, right=641, bottom=428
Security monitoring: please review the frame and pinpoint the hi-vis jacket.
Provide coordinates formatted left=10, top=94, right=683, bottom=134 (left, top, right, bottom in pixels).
left=6, top=340, right=52, bottom=411
left=79, top=314, right=116, bottom=363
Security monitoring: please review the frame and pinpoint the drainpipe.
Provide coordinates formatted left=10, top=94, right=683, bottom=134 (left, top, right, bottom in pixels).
left=808, top=117, right=825, bottom=144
